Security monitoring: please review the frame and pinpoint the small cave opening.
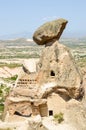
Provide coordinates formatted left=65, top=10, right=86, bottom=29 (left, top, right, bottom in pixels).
left=49, top=110, right=53, bottom=116
left=50, top=70, right=55, bottom=77
left=14, top=111, right=32, bottom=117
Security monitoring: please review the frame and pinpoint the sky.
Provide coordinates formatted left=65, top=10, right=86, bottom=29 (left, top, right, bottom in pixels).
left=0, top=0, right=86, bottom=39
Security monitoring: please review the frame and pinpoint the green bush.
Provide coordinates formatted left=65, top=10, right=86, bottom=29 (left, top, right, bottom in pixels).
left=0, top=62, right=22, bottom=68
left=10, top=75, right=18, bottom=81
left=3, top=75, right=18, bottom=82
left=0, top=104, right=4, bottom=112
left=54, top=112, right=64, bottom=123
left=0, top=84, right=10, bottom=119
left=0, top=84, right=10, bottom=105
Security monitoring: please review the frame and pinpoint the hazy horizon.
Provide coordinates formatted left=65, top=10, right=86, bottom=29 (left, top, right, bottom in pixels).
left=0, top=0, right=86, bottom=39
left=0, top=31, right=86, bottom=40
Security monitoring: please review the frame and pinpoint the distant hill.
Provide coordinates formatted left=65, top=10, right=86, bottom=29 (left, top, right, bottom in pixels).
left=0, top=38, right=36, bottom=47
left=60, top=38, right=86, bottom=49
left=0, top=32, right=33, bottom=40
left=0, top=37, right=86, bottom=48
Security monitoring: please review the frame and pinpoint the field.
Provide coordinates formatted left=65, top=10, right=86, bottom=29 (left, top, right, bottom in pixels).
left=0, top=38, right=85, bottom=68
left=0, top=38, right=44, bottom=68
left=60, top=38, right=86, bottom=68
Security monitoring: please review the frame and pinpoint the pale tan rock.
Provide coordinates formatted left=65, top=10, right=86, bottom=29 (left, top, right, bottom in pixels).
left=23, top=59, right=39, bottom=73
left=3, top=18, right=85, bottom=130
left=37, top=41, right=83, bottom=99
left=33, top=18, right=68, bottom=45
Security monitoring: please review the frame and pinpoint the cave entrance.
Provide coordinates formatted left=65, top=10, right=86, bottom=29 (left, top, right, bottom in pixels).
left=49, top=110, right=53, bottom=116
left=50, top=70, right=55, bottom=77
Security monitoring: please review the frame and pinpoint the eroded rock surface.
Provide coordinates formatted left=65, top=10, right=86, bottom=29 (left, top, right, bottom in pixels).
left=37, top=41, right=83, bottom=99
left=33, top=18, right=68, bottom=45
left=3, top=18, right=85, bottom=130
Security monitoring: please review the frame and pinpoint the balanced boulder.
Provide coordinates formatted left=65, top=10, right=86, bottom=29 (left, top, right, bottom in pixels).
left=33, top=18, right=68, bottom=45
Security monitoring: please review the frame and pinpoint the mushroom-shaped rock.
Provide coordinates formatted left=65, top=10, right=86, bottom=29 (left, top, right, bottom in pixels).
left=33, top=18, right=68, bottom=45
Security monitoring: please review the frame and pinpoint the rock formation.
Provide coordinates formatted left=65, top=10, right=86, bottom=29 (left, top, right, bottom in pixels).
left=3, top=18, right=85, bottom=130
left=37, top=40, right=83, bottom=99
left=33, top=18, right=68, bottom=45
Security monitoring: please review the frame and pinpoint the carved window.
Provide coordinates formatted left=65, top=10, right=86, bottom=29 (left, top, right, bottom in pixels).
left=49, top=110, right=53, bottom=116
left=50, top=70, right=55, bottom=76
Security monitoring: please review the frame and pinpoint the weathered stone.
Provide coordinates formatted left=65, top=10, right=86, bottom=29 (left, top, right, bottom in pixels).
left=28, top=115, right=42, bottom=129
left=37, top=41, right=83, bottom=99
left=33, top=18, right=68, bottom=45
left=23, top=59, right=39, bottom=73
left=4, top=41, right=84, bottom=123
left=13, top=88, right=38, bottom=98
left=4, top=41, right=84, bottom=121
left=3, top=18, right=85, bottom=130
